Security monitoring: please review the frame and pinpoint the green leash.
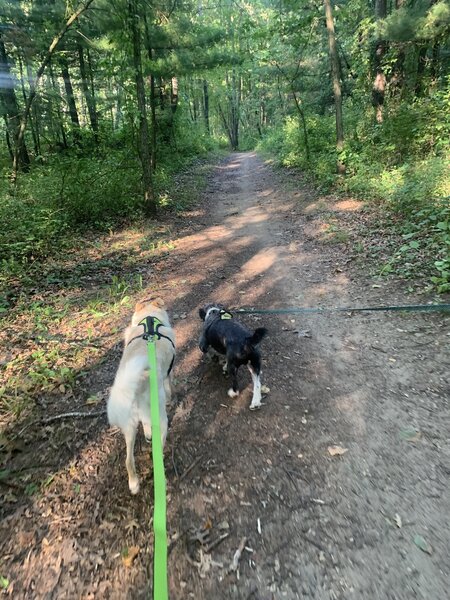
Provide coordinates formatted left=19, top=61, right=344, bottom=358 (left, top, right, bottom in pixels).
left=140, top=317, right=168, bottom=600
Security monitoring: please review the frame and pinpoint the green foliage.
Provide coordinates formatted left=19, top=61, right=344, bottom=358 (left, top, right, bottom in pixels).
left=258, top=114, right=337, bottom=189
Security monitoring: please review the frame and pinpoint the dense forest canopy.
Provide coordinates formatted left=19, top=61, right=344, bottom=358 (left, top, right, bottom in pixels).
left=0, top=0, right=449, bottom=291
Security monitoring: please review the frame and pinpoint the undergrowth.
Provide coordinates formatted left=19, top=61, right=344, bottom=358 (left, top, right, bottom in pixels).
left=258, top=87, right=450, bottom=293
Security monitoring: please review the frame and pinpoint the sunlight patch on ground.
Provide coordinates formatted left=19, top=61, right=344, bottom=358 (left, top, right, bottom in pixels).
left=240, top=247, right=279, bottom=278
left=334, top=199, right=363, bottom=212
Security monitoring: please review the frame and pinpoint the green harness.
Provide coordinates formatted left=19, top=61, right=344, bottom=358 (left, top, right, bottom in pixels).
left=138, top=316, right=169, bottom=600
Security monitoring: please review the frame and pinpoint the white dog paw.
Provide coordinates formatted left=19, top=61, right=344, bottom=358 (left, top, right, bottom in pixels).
left=129, top=479, right=140, bottom=495
left=249, top=401, right=262, bottom=411
left=228, top=388, right=239, bottom=398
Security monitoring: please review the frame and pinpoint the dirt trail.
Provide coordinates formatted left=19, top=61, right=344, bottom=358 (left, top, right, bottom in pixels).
left=1, top=152, right=449, bottom=599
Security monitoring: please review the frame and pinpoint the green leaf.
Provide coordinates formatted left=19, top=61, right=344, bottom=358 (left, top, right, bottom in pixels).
left=0, top=577, right=9, bottom=590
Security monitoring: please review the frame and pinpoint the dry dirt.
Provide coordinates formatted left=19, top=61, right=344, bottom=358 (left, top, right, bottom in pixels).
left=1, top=152, right=449, bottom=599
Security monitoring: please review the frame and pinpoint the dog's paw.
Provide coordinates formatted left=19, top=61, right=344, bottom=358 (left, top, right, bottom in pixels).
left=249, top=399, right=262, bottom=410
left=249, top=403, right=262, bottom=411
left=228, top=388, right=239, bottom=398
left=128, top=478, right=140, bottom=495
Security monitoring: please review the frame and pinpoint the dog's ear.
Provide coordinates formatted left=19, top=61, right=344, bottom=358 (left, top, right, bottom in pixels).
left=199, top=307, right=206, bottom=321
left=135, top=297, right=165, bottom=313
left=152, top=297, right=165, bottom=308
left=134, top=301, right=147, bottom=313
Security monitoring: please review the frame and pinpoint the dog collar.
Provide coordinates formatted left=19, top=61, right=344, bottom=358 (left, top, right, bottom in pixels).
left=205, top=307, right=233, bottom=321
left=220, top=309, right=233, bottom=320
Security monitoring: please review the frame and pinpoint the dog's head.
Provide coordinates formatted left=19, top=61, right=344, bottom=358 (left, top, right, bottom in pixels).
left=132, top=296, right=167, bottom=326
left=199, top=303, right=227, bottom=322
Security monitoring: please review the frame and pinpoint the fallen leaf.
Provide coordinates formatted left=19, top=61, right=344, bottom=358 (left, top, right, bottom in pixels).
left=295, top=329, right=312, bottom=338
left=85, top=395, right=100, bottom=405
left=125, top=519, right=139, bottom=533
left=122, top=546, right=140, bottom=567
left=413, top=535, right=432, bottom=555
left=328, top=445, right=348, bottom=456
left=261, top=385, right=270, bottom=394
left=394, top=514, right=402, bottom=528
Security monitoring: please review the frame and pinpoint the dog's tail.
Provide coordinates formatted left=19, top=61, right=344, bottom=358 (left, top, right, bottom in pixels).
left=248, top=327, right=268, bottom=346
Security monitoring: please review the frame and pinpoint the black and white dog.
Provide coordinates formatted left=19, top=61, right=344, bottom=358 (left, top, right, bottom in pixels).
left=199, top=303, right=267, bottom=410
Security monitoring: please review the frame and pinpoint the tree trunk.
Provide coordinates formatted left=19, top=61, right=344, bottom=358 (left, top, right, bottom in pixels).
left=229, top=68, right=240, bottom=150
left=128, top=0, right=156, bottom=216
left=0, top=37, right=30, bottom=170
left=203, top=79, right=210, bottom=133
left=372, top=0, right=387, bottom=123
left=414, top=44, right=428, bottom=97
left=430, top=41, right=440, bottom=85
left=50, top=61, right=68, bottom=149
left=170, top=77, right=179, bottom=114
left=143, top=14, right=157, bottom=170
left=324, top=0, right=345, bottom=173
left=291, top=89, right=310, bottom=162
left=77, top=43, right=98, bottom=141
left=26, top=63, right=41, bottom=156
left=18, top=55, right=40, bottom=157
left=3, top=115, right=13, bottom=160
left=60, top=55, right=81, bottom=144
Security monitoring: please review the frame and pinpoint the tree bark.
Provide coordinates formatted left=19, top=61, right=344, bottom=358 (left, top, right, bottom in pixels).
left=203, top=79, right=210, bottom=133
left=3, top=115, right=13, bottom=161
left=26, top=63, right=41, bottom=156
left=49, top=61, right=68, bottom=149
left=372, top=0, right=387, bottom=123
left=414, top=45, right=428, bottom=97
left=324, top=0, right=345, bottom=173
left=128, top=0, right=156, bottom=217
left=143, top=14, right=157, bottom=170
left=77, top=43, right=98, bottom=141
left=60, top=55, right=81, bottom=144
left=0, top=36, right=30, bottom=170
left=18, top=54, right=40, bottom=157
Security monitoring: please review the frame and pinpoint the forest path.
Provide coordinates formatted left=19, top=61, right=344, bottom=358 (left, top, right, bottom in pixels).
left=1, top=152, right=449, bottom=599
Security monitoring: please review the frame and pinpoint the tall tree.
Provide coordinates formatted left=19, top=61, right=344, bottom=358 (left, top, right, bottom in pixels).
left=128, top=0, right=156, bottom=216
left=372, top=0, right=387, bottom=123
left=77, top=42, right=99, bottom=141
left=324, top=0, right=345, bottom=173
left=60, top=54, right=81, bottom=143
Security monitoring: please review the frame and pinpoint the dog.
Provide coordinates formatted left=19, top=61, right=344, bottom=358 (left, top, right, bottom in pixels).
left=107, top=298, right=175, bottom=494
left=199, top=303, right=267, bottom=410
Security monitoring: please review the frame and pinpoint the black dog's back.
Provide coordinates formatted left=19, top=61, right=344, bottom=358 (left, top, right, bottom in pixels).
left=207, top=320, right=267, bottom=358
